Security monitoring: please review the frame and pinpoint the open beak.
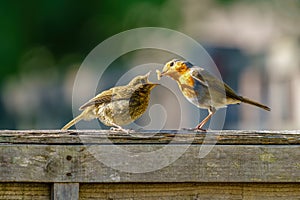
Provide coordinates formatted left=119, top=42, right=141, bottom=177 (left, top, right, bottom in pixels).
left=156, top=69, right=167, bottom=80
left=144, top=71, right=151, bottom=77
left=143, top=71, right=159, bottom=85
left=142, top=71, right=151, bottom=80
left=149, top=83, right=159, bottom=90
left=160, top=65, right=170, bottom=76
left=160, top=71, right=167, bottom=76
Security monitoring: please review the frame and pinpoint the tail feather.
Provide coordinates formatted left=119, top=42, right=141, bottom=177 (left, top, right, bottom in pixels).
left=62, top=112, right=85, bottom=130
left=240, top=97, right=271, bottom=111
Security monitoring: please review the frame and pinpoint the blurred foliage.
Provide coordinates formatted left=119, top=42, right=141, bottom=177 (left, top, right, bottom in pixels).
left=216, top=0, right=239, bottom=5
left=0, top=0, right=182, bottom=129
left=0, top=0, right=181, bottom=82
left=1, top=0, right=299, bottom=129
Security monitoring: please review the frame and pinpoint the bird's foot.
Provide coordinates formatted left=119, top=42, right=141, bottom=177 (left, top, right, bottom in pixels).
left=182, top=127, right=207, bottom=132
left=110, top=127, right=133, bottom=134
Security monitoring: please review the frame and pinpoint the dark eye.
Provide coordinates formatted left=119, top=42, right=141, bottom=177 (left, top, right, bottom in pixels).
left=170, top=62, right=174, bottom=67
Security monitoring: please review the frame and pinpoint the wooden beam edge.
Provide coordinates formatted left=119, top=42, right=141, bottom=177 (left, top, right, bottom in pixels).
left=0, top=130, right=299, bottom=145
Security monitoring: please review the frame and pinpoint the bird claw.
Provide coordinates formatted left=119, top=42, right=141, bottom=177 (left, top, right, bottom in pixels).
left=110, top=127, right=132, bottom=134
left=182, top=127, right=207, bottom=132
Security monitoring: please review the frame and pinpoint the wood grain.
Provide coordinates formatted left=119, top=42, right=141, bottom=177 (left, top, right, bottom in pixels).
left=79, top=183, right=300, bottom=200
left=1, top=183, right=299, bottom=200
left=0, top=130, right=299, bottom=145
left=0, top=183, right=50, bottom=200
left=1, top=144, right=299, bottom=182
left=51, top=183, right=79, bottom=200
left=1, top=130, right=299, bottom=199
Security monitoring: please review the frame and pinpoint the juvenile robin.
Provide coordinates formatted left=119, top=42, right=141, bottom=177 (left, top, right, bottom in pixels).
left=157, top=59, right=270, bottom=130
left=62, top=72, right=158, bottom=132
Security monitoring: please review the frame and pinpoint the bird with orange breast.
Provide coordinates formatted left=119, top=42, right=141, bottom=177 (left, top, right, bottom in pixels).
left=157, top=59, right=270, bottom=130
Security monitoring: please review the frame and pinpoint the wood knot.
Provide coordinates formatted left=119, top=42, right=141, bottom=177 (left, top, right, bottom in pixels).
left=66, top=172, right=72, bottom=177
left=66, top=155, right=72, bottom=161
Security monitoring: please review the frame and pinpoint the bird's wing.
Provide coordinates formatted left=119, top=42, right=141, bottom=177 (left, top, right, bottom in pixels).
left=190, top=67, right=241, bottom=100
left=79, top=89, right=114, bottom=110
left=189, top=67, right=209, bottom=87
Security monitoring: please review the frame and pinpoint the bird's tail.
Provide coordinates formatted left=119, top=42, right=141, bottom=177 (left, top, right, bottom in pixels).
left=61, top=112, right=85, bottom=130
left=240, top=97, right=271, bottom=111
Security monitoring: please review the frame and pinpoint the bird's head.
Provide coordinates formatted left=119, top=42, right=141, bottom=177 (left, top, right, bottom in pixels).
left=160, top=59, right=193, bottom=80
left=128, top=71, right=151, bottom=86
left=128, top=72, right=158, bottom=99
left=128, top=72, right=158, bottom=89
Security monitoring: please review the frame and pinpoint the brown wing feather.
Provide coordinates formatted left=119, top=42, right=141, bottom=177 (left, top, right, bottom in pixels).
left=190, top=67, right=270, bottom=110
left=190, top=67, right=242, bottom=101
left=79, top=89, right=114, bottom=110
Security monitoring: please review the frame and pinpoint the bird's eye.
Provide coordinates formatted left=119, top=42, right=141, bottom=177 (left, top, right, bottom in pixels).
left=170, top=62, right=174, bottom=67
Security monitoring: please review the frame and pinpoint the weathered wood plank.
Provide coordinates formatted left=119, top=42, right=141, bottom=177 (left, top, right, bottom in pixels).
left=1, top=144, right=299, bottom=182
left=0, top=183, right=50, bottom=200
left=0, top=130, right=300, bottom=145
left=79, top=183, right=300, bottom=200
left=51, top=183, right=79, bottom=200
left=1, top=182, right=299, bottom=200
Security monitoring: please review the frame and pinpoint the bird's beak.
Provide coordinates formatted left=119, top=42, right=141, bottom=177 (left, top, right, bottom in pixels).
left=137, top=71, right=150, bottom=81
left=149, top=83, right=159, bottom=89
left=160, top=69, right=171, bottom=78
left=156, top=62, right=172, bottom=80
left=142, top=71, right=151, bottom=82
left=143, top=71, right=159, bottom=85
left=161, top=64, right=171, bottom=76
left=144, top=71, right=151, bottom=78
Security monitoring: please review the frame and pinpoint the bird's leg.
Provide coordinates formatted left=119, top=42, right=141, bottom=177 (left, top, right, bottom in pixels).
left=110, top=123, right=131, bottom=134
left=182, top=107, right=216, bottom=132
left=195, top=107, right=216, bottom=131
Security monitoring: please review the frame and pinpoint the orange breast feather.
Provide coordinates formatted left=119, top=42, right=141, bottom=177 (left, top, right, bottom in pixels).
left=179, top=71, right=195, bottom=87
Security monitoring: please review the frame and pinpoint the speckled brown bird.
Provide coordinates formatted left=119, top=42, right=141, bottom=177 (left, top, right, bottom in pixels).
left=157, top=59, right=270, bottom=130
left=62, top=72, right=158, bottom=132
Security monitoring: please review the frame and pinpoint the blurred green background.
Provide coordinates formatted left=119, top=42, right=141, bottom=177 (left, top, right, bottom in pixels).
left=0, top=0, right=299, bottom=130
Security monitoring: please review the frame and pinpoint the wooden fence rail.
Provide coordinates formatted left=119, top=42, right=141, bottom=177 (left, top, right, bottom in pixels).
left=0, top=130, right=300, bottom=199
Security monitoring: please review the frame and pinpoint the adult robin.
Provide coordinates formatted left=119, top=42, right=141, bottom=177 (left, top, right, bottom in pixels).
left=157, top=59, right=270, bottom=130
left=62, top=72, right=158, bottom=132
